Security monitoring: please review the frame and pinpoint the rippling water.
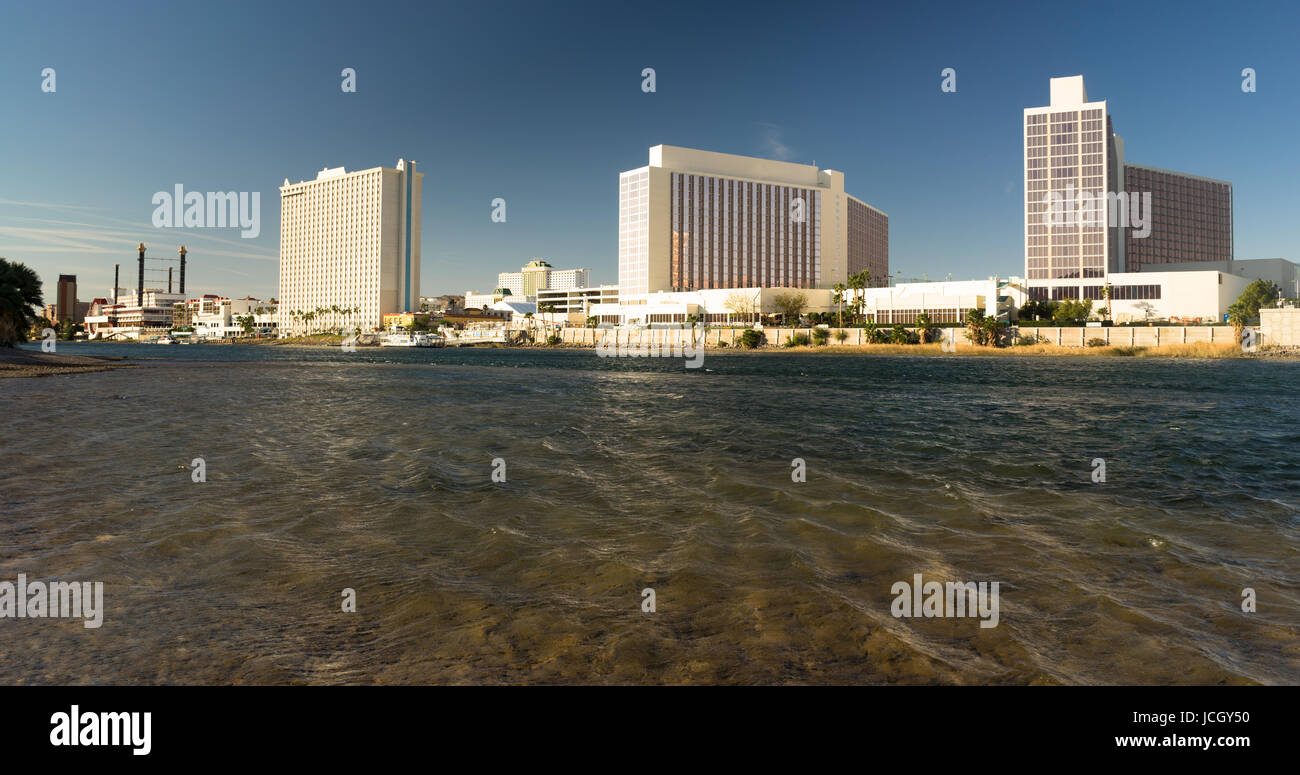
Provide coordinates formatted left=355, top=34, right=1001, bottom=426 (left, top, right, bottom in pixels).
left=3, top=343, right=1298, bottom=684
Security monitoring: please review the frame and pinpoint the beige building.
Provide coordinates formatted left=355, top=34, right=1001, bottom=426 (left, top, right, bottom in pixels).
left=618, top=145, right=888, bottom=303
left=278, top=158, right=422, bottom=335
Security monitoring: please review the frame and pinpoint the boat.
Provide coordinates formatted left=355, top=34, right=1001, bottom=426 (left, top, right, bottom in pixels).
left=156, top=336, right=176, bottom=345
left=379, top=331, right=444, bottom=347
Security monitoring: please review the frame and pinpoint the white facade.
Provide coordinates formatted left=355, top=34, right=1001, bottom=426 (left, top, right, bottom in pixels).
left=536, top=284, right=618, bottom=315
left=1024, top=75, right=1125, bottom=297
left=192, top=298, right=278, bottom=339
left=278, top=159, right=422, bottom=335
left=495, top=261, right=591, bottom=297
left=1097, top=270, right=1249, bottom=324
left=591, top=279, right=1011, bottom=326
left=83, top=289, right=186, bottom=339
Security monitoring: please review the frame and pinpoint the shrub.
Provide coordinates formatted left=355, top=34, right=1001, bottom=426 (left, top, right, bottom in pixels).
left=784, top=332, right=811, bottom=347
left=1014, top=333, right=1044, bottom=346
left=716, top=339, right=729, bottom=348
left=889, top=324, right=910, bottom=344
left=546, top=334, right=562, bottom=346
left=740, top=328, right=764, bottom=349
left=833, top=329, right=849, bottom=343
left=1086, top=337, right=1108, bottom=348
left=811, top=328, right=830, bottom=345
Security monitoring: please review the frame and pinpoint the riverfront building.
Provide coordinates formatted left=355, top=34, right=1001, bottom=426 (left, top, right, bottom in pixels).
left=1122, top=164, right=1233, bottom=271
left=619, top=145, right=888, bottom=300
left=83, top=288, right=186, bottom=339
left=1023, top=75, right=1250, bottom=322
left=277, top=159, right=423, bottom=335
left=589, top=279, right=1016, bottom=327
left=537, top=284, right=619, bottom=319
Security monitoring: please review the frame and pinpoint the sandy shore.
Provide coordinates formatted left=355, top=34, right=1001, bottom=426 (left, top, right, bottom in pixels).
left=0, top=347, right=136, bottom=378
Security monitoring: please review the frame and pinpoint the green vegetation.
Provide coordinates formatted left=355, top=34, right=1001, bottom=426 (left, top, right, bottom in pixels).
left=1086, top=337, right=1108, bottom=348
left=1052, top=298, right=1094, bottom=323
left=784, top=332, right=811, bottom=347
left=833, top=328, right=849, bottom=343
left=811, top=327, right=830, bottom=346
left=740, top=328, right=764, bottom=349
left=848, top=270, right=870, bottom=323
left=832, top=283, right=846, bottom=327
left=1227, top=278, right=1280, bottom=339
left=0, top=257, right=44, bottom=347
left=546, top=333, right=562, bottom=346
left=773, top=291, right=808, bottom=323
left=889, top=324, right=909, bottom=344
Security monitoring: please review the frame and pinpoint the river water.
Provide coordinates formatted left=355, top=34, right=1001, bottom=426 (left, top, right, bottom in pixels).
left=2, top=343, right=1297, bottom=684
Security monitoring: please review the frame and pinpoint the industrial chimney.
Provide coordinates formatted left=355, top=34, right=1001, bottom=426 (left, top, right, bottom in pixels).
left=137, top=243, right=146, bottom=309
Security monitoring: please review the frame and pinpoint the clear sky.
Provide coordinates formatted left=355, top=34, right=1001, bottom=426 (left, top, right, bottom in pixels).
left=2, top=0, right=1297, bottom=301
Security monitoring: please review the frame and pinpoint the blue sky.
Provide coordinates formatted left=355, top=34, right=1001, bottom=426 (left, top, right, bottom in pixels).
left=1, top=0, right=1297, bottom=301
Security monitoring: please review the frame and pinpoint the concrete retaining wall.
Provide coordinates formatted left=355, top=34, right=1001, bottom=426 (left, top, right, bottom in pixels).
left=556, top=325, right=1250, bottom=349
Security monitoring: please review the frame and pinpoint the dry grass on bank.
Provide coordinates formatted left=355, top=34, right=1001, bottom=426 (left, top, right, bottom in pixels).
left=766, top=341, right=1249, bottom=358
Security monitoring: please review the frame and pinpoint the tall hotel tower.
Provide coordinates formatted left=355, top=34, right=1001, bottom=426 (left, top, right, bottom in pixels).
left=278, top=159, right=423, bottom=335
left=618, top=145, right=887, bottom=302
left=1025, top=76, right=1235, bottom=305
left=1024, top=76, right=1126, bottom=302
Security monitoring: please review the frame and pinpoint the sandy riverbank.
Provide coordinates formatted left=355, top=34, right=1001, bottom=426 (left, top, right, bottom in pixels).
left=0, top=347, right=137, bottom=378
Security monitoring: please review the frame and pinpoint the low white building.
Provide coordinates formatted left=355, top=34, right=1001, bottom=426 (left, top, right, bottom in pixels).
left=1029, top=270, right=1250, bottom=324
left=590, top=278, right=1018, bottom=326
left=192, top=297, right=277, bottom=339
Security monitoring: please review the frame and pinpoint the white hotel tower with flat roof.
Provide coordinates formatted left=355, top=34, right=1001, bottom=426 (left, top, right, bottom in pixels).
left=278, top=159, right=422, bottom=335
left=1024, top=75, right=1126, bottom=301
left=618, top=145, right=888, bottom=303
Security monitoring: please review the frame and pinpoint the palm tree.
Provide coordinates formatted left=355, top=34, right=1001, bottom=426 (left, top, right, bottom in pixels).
left=848, top=270, right=871, bottom=322
left=1227, top=302, right=1249, bottom=343
left=965, top=308, right=987, bottom=346
left=832, top=283, right=846, bottom=328
left=914, top=312, right=933, bottom=344
left=982, top=316, right=1004, bottom=348
left=1101, top=283, right=1113, bottom=322
left=0, top=257, right=44, bottom=346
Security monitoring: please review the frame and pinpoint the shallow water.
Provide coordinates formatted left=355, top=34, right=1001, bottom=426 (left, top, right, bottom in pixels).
left=2, top=343, right=1298, bottom=684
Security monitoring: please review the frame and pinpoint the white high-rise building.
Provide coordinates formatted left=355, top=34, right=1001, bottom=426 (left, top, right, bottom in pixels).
left=278, top=159, right=422, bottom=335
left=1024, top=76, right=1125, bottom=302
left=496, top=260, right=591, bottom=297
left=618, top=145, right=888, bottom=302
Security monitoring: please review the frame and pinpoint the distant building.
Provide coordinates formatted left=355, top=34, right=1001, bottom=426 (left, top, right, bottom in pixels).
left=536, top=284, right=619, bottom=317
left=465, top=287, right=528, bottom=310
left=278, top=158, right=423, bottom=335
left=496, top=259, right=591, bottom=297
left=55, top=274, right=78, bottom=323
left=84, top=289, right=186, bottom=339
